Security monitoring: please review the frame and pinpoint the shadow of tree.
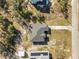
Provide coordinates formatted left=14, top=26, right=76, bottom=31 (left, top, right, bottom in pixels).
left=59, top=0, right=69, bottom=19
left=49, top=53, right=53, bottom=59
left=0, top=0, right=8, bottom=13
left=38, top=15, right=45, bottom=23
left=32, top=16, right=37, bottom=23
left=0, top=42, right=17, bottom=59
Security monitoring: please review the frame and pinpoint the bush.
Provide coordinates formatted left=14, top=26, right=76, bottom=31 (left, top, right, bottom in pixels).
left=0, top=16, right=4, bottom=21
left=8, top=25, right=15, bottom=34
left=59, top=0, right=68, bottom=19
left=7, top=24, right=21, bottom=47
left=14, top=0, right=33, bottom=21
left=38, top=15, right=45, bottom=23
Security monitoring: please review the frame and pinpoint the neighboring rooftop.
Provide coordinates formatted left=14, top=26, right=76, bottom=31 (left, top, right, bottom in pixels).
left=30, top=0, right=51, bottom=13
left=15, top=50, right=50, bottom=59
left=31, top=0, right=50, bottom=5
left=29, top=51, right=49, bottom=59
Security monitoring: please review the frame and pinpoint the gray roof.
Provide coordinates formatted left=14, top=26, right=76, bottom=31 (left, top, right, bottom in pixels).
left=29, top=23, right=50, bottom=43
left=29, top=51, right=49, bottom=59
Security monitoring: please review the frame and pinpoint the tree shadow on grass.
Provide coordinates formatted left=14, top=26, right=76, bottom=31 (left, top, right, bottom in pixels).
left=0, top=42, right=17, bottom=59
left=49, top=53, right=53, bottom=59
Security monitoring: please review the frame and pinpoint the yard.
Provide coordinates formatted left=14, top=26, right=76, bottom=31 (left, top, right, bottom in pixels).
left=21, top=30, right=72, bottom=59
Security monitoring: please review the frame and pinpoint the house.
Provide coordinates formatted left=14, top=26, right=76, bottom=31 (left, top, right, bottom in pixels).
left=28, top=51, right=49, bottom=59
left=15, top=50, right=50, bottom=59
left=28, top=23, right=51, bottom=45
left=30, top=0, right=51, bottom=13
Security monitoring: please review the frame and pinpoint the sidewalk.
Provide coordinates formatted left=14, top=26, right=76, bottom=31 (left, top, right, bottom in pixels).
left=48, top=26, right=72, bottom=31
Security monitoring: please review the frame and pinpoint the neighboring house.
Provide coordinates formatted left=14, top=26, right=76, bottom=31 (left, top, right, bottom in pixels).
left=30, top=0, right=51, bottom=13
left=28, top=51, right=49, bottom=59
left=15, top=50, right=50, bottom=59
left=28, top=23, right=51, bottom=45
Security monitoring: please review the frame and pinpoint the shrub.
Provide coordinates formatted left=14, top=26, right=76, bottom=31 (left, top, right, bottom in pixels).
left=0, top=16, right=4, bottom=21
left=59, top=0, right=68, bottom=19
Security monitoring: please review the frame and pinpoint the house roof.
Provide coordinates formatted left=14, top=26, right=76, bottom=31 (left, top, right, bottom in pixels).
left=29, top=51, right=49, bottom=59
left=29, top=23, right=50, bottom=43
left=31, top=0, right=50, bottom=5
left=30, top=0, right=51, bottom=13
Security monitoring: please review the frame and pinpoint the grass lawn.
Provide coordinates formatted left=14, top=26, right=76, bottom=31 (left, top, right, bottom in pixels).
left=35, top=30, right=72, bottom=59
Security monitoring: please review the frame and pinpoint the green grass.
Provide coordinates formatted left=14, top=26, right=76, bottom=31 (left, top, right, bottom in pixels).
left=0, top=16, right=4, bottom=21
left=59, top=19, right=71, bottom=26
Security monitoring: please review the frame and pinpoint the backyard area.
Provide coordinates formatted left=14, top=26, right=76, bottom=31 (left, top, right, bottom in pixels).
left=20, top=30, right=72, bottom=59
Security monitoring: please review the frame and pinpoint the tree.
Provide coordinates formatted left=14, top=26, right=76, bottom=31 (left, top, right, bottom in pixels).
left=59, top=0, right=68, bottom=19
left=0, top=0, right=8, bottom=11
left=7, top=24, right=21, bottom=47
left=38, top=14, right=45, bottom=23
left=0, top=16, right=4, bottom=22
left=0, top=41, right=17, bottom=59
left=0, top=22, right=21, bottom=59
left=14, top=0, right=33, bottom=22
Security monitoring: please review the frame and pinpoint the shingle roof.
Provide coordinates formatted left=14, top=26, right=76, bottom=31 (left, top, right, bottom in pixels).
left=29, top=51, right=49, bottom=59
left=29, top=23, right=50, bottom=43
